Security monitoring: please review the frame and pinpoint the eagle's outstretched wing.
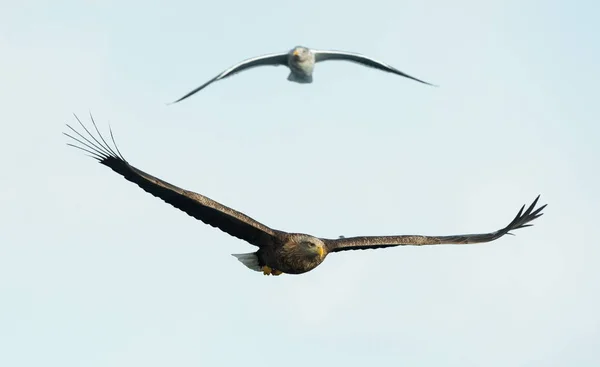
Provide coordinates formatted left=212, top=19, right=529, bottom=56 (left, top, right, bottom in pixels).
left=323, top=196, right=546, bottom=252
left=64, top=114, right=279, bottom=247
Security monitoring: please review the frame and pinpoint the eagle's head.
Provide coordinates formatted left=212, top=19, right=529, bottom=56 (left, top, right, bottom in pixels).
left=285, top=234, right=326, bottom=260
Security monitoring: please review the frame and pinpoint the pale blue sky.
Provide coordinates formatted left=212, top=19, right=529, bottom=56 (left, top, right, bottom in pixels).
left=1, top=0, right=599, bottom=366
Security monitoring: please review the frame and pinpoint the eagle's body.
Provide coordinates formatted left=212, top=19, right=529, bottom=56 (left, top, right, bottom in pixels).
left=65, top=115, right=547, bottom=276
left=251, top=234, right=328, bottom=275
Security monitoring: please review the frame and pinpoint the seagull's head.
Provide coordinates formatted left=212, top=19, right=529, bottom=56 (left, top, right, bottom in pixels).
left=292, top=46, right=312, bottom=62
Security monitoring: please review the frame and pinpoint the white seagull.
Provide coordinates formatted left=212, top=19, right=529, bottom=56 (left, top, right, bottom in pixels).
left=171, top=45, right=436, bottom=103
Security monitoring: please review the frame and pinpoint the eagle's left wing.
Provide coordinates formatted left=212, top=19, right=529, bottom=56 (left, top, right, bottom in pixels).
left=322, top=196, right=546, bottom=252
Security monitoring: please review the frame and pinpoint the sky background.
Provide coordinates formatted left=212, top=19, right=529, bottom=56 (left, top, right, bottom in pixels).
left=1, top=0, right=599, bottom=366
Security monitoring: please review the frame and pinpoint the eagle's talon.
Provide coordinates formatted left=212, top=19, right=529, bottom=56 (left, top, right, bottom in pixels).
left=262, top=266, right=283, bottom=276
left=262, top=266, right=273, bottom=276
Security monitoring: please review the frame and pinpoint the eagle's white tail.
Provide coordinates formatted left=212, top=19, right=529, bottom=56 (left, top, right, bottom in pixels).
left=231, top=252, right=261, bottom=272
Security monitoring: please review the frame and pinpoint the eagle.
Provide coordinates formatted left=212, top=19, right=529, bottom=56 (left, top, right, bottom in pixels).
left=64, top=115, right=547, bottom=276
left=171, top=45, right=435, bottom=104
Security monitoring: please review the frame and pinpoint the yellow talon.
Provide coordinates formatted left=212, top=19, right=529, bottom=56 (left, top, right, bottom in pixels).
left=262, top=266, right=283, bottom=276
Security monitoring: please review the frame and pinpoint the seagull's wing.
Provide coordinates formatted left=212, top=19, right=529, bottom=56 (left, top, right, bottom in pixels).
left=171, top=52, right=289, bottom=103
left=64, top=114, right=281, bottom=247
left=312, top=49, right=436, bottom=86
left=322, top=196, right=546, bottom=252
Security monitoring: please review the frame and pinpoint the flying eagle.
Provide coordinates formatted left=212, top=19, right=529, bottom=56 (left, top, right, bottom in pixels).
left=171, top=45, right=436, bottom=104
left=64, top=115, right=547, bottom=276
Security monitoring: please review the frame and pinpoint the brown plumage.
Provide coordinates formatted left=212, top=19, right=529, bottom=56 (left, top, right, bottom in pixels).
left=64, top=114, right=547, bottom=276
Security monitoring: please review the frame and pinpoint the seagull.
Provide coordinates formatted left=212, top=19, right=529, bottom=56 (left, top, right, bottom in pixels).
left=64, top=115, right=546, bottom=276
left=171, top=45, right=436, bottom=104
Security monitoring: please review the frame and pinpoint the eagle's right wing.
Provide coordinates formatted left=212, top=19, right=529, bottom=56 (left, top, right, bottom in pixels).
left=64, top=114, right=280, bottom=247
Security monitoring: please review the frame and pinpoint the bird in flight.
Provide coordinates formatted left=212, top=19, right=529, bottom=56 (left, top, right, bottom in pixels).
left=64, top=115, right=546, bottom=276
left=171, top=45, right=436, bottom=104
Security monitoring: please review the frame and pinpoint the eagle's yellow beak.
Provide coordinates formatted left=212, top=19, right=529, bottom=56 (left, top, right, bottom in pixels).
left=318, top=246, right=324, bottom=257
left=293, top=49, right=300, bottom=57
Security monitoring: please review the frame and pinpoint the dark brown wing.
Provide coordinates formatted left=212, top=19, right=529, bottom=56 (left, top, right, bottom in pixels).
left=64, top=113, right=279, bottom=247
left=323, top=196, right=546, bottom=253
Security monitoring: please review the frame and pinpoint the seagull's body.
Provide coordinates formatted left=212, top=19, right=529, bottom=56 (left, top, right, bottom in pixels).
left=65, top=115, right=546, bottom=276
left=171, top=45, right=436, bottom=103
